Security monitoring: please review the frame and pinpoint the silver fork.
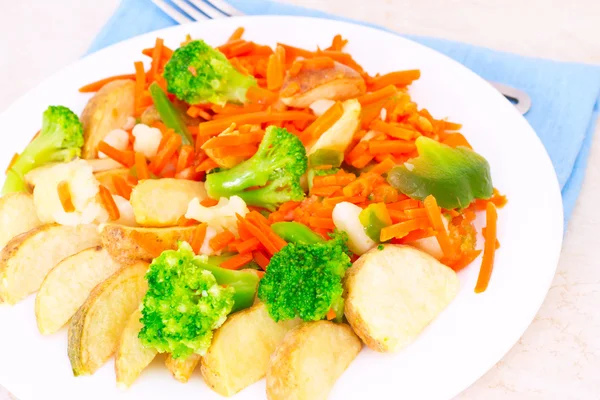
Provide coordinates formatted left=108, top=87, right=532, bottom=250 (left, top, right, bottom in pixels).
left=151, top=0, right=532, bottom=115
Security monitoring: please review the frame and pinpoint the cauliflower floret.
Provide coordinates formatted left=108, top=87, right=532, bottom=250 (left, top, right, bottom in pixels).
left=98, top=129, right=129, bottom=159
left=32, top=159, right=109, bottom=226
left=132, top=123, right=162, bottom=158
left=309, top=99, right=336, bottom=117
left=185, top=195, right=249, bottom=235
left=112, top=195, right=137, bottom=226
left=121, top=116, right=137, bottom=131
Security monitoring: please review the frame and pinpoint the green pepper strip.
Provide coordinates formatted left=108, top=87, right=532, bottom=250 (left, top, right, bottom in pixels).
left=148, top=82, right=193, bottom=145
left=271, top=222, right=325, bottom=245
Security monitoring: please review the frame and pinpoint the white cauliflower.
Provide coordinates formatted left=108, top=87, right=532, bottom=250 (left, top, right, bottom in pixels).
left=98, top=129, right=129, bottom=159
left=112, top=195, right=137, bottom=226
left=309, top=99, right=336, bottom=117
left=185, top=195, right=249, bottom=236
left=132, top=123, right=162, bottom=158
left=332, top=201, right=376, bottom=255
left=32, top=159, right=109, bottom=226
left=121, top=116, right=137, bottom=131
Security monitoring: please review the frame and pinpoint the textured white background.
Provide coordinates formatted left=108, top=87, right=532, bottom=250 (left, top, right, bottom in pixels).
left=1, top=0, right=599, bottom=399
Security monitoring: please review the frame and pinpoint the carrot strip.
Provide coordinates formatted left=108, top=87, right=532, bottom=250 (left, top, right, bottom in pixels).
left=345, top=142, right=369, bottom=165
left=78, top=74, right=136, bottom=92
left=369, top=70, right=421, bottom=91
left=111, top=175, right=132, bottom=200
left=209, top=230, right=236, bottom=252
left=302, top=57, right=335, bottom=70
left=175, top=145, right=194, bottom=174
left=150, top=134, right=182, bottom=174
left=371, top=184, right=399, bottom=203
left=198, top=111, right=315, bottom=136
left=134, top=152, right=150, bottom=180
left=220, top=252, right=254, bottom=270
left=370, top=120, right=416, bottom=140
left=149, top=38, right=164, bottom=81
left=142, top=46, right=173, bottom=59
left=313, top=172, right=356, bottom=188
left=57, top=181, right=75, bottom=213
left=387, top=199, right=421, bottom=210
left=235, top=237, right=260, bottom=254
left=309, top=217, right=335, bottom=230
left=312, top=186, right=341, bottom=197
left=203, top=132, right=264, bottom=149
left=98, top=142, right=134, bottom=167
left=302, top=102, right=344, bottom=142
left=370, top=158, right=396, bottom=175
left=134, top=61, right=147, bottom=114
left=196, top=158, right=219, bottom=172
left=278, top=43, right=314, bottom=63
left=242, top=220, right=279, bottom=256
left=201, top=198, right=219, bottom=207
left=246, top=86, right=278, bottom=105
left=351, top=153, right=374, bottom=169
left=326, top=34, right=348, bottom=51
left=326, top=308, right=337, bottom=321
left=228, top=41, right=256, bottom=57
left=404, top=208, right=428, bottom=219
left=424, top=195, right=455, bottom=260
left=252, top=250, right=270, bottom=270
left=212, top=144, right=258, bottom=158
left=380, top=217, right=429, bottom=242
left=442, top=133, right=472, bottom=149
left=395, top=228, right=436, bottom=243
left=228, top=27, right=245, bottom=42
left=322, top=196, right=365, bottom=207
left=280, top=82, right=300, bottom=98
left=368, top=140, right=416, bottom=155
left=358, top=85, right=397, bottom=106
left=475, top=202, right=498, bottom=292
left=99, top=185, right=120, bottom=221
left=452, top=249, right=482, bottom=272
left=266, top=45, right=285, bottom=91
left=388, top=209, right=408, bottom=223
left=360, top=99, right=388, bottom=129
left=190, top=223, right=208, bottom=254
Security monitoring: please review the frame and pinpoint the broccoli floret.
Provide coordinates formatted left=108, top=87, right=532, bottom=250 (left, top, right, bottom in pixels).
left=2, top=106, right=83, bottom=194
left=257, top=232, right=352, bottom=322
left=164, top=40, right=257, bottom=106
left=205, top=126, right=308, bottom=211
left=139, top=242, right=260, bottom=359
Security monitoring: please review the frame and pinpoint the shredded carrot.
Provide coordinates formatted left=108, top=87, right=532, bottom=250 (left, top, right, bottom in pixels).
left=370, top=158, right=396, bottom=175
left=203, top=132, right=264, bottom=149
left=134, top=61, right=147, bottom=114
left=98, top=141, right=134, bottom=167
left=200, top=198, right=219, bottom=207
left=187, top=106, right=201, bottom=118
left=395, top=228, right=436, bottom=243
left=228, top=41, right=256, bottom=57
left=369, top=70, right=421, bottom=91
left=98, top=185, right=120, bottom=221
left=78, top=74, right=136, bottom=92
left=246, top=86, right=278, bottom=105
left=209, top=230, right=236, bottom=252
left=358, top=85, right=397, bottom=106
left=302, top=57, right=335, bottom=70
left=235, top=237, right=261, bottom=254
left=228, top=27, right=245, bottom=42
left=134, top=152, right=150, bottom=180
left=345, top=142, right=369, bottom=165
left=322, top=196, right=365, bottom=207
left=142, top=46, right=173, bottom=59
left=370, top=120, right=416, bottom=140
left=241, top=219, right=279, bottom=256
left=149, top=38, right=164, bottom=81
left=212, top=144, right=258, bottom=158
left=196, top=158, right=219, bottom=172
left=220, top=252, right=254, bottom=270
left=175, top=145, right=194, bottom=174
left=278, top=43, right=314, bottom=63
left=326, top=34, right=348, bottom=51
left=452, top=249, right=482, bottom=272
left=252, top=250, right=270, bottom=270
left=371, top=184, right=399, bottom=203
left=190, top=223, right=208, bottom=254
left=198, top=111, right=315, bottom=136
left=326, top=308, right=337, bottom=320
left=111, top=175, right=132, bottom=200
left=442, top=133, right=472, bottom=149
left=150, top=134, right=182, bottom=174
left=380, top=217, right=429, bottom=241
left=475, top=202, right=498, bottom=293
left=360, top=99, right=388, bottom=129
left=368, top=140, right=416, bottom=155
left=387, top=199, right=421, bottom=210
left=266, top=45, right=285, bottom=91
left=309, top=217, right=335, bottom=230
left=56, top=181, right=75, bottom=213
left=404, top=208, right=428, bottom=219
left=312, top=186, right=341, bottom=197
left=313, top=172, right=356, bottom=188
left=302, top=102, right=344, bottom=143
left=280, top=82, right=300, bottom=98
left=424, top=195, right=455, bottom=260
left=351, top=153, right=374, bottom=169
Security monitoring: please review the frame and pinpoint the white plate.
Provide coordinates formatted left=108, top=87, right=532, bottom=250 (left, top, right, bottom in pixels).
left=0, top=16, right=563, bottom=400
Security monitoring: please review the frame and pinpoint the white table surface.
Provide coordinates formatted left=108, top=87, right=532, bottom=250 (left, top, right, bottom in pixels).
left=1, top=0, right=599, bottom=399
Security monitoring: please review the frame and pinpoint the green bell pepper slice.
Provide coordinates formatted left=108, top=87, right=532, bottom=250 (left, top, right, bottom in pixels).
left=148, top=82, right=193, bottom=145
left=358, top=203, right=393, bottom=242
left=271, top=222, right=324, bottom=245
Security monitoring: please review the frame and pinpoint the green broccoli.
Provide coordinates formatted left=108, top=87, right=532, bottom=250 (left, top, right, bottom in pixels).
left=139, top=242, right=259, bottom=359
left=2, top=106, right=83, bottom=194
left=163, top=40, right=257, bottom=106
left=205, top=126, right=308, bottom=211
left=257, top=232, right=352, bottom=322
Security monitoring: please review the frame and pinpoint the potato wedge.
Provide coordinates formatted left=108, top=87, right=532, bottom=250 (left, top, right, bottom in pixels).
left=100, top=224, right=196, bottom=262
left=281, top=62, right=366, bottom=108
left=0, top=192, right=42, bottom=250
left=165, top=354, right=201, bottom=383
left=344, top=245, right=459, bottom=352
left=202, top=303, right=301, bottom=396
left=94, top=169, right=130, bottom=194
left=130, top=179, right=206, bottom=227
left=266, top=321, right=361, bottom=400
left=80, top=79, right=135, bottom=159
left=115, top=307, right=157, bottom=388
left=0, top=224, right=100, bottom=304
left=35, top=246, right=121, bottom=335
left=68, top=261, right=148, bottom=376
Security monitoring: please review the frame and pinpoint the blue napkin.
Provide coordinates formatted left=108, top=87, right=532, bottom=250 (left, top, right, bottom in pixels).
left=89, top=0, right=600, bottom=226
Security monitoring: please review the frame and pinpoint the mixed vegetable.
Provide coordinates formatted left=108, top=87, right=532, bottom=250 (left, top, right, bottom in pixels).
left=0, top=28, right=506, bottom=395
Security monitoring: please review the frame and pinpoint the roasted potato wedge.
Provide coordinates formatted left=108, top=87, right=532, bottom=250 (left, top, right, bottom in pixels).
left=94, top=169, right=130, bottom=194
left=202, top=303, right=301, bottom=396
left=80, top=79, right=135, bottom=159
left=344, top=245, right=459, bottom=352
left=115, top=307, right=157, bottom=388
left=130, top=179, right=206, bottom=227
left=0, top=192, right=42, bottom=250
left=0, top=224, right=100, bottom=304
left=165, top=354, right=201, bottom=383
left=100, top=224, right=196, bottom=262
left=35, top=246, right=121, bottom=335
left=266, top=321, right=361, bottom=400
left=68, top=261, right=148, bottom=376
left=281, top=62, right=366, bottom=108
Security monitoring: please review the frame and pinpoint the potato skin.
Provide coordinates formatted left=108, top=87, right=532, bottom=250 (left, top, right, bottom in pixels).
left=0, top=192, right=42, bottom=251
left=266, top=321, right=361, bottom=400
left=68, top=261, right=148, bottom=376
left=80, top=79, right=135, bottom=159
left=130, top=178, right=206, bottom=227
left=165, top=353, right=201, bottom=383
left=0, top=224, right=100, bottom=304
left=99, top=224, right=196, bottom=263
left=344, top=244, right=459, bottom=353
left=201, top=303, right=300, bottom=396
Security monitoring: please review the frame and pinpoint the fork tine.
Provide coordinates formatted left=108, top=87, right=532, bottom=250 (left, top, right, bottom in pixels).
left=151, top=0, right=193, bottom=24
left=173, top=0, right=209, bottom=21
left=203, top=0, right=245, bottom=16
left=187, top=0, right=228, bottom=18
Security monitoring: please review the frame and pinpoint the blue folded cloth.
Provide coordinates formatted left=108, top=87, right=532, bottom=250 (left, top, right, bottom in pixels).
left=89, top=0, right=600, bottom=226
